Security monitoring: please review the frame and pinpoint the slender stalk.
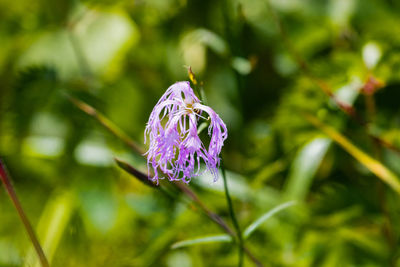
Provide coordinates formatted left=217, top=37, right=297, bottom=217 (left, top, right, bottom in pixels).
left=0, top=159, right=49, bottom=267
left=221, top=162, right=244, bottom=267
left=188, top=67, right=249, bottom=265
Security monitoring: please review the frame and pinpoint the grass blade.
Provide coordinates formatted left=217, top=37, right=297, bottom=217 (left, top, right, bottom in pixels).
left=243, top=201, right=297, bottom=239
left=171, top=234, right=232, bottom=249
left=304, top=113, right=400, bottom=195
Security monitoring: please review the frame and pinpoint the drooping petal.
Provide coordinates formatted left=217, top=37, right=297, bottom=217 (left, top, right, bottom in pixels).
left=144, top=81, right=227, bottom=183
left=193, top=103, right=228, bottom=157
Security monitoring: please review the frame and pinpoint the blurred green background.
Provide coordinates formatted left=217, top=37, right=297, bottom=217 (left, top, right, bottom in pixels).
left=1, top=0, right=400, bottom=266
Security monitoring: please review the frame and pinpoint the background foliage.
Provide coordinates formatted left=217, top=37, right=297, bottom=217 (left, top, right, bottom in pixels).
left=1, top=0, right=400, bottom=266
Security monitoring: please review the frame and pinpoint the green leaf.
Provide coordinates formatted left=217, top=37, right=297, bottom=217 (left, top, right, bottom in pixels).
left=171, top=234, right=232, bottom=249
left=243, top=201, right=297, bottom=239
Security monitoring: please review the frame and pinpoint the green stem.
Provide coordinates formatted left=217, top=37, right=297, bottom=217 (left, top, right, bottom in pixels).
left=189, top=67, right=245, bottom=265
left=221, top=161, right=244, bottom=267
left=0, top=159, right=49, bottom=267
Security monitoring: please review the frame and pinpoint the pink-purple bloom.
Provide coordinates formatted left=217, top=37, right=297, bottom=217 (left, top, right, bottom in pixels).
left=144, top=81, right=227, bottom=184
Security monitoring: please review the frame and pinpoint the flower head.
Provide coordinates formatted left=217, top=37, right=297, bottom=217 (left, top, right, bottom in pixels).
left=145, top=81, right=227, bottom=183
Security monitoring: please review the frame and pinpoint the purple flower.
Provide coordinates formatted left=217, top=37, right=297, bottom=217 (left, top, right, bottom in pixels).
left=144, top=81, right=227, bottom=184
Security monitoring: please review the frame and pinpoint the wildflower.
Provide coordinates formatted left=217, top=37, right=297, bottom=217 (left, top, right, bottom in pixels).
left=145, top=81, right=227, bottom=183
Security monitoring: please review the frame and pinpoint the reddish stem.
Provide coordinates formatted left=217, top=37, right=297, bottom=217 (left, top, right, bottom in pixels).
left=0, top=159, right=49, bottom=267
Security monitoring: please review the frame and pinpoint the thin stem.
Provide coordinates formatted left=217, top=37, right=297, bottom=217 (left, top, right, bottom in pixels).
left=187, top=67, right=246, bottom=265
left=221, top=162, right=244, bottom=267
left=0, top=159, right=49, bottom=267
